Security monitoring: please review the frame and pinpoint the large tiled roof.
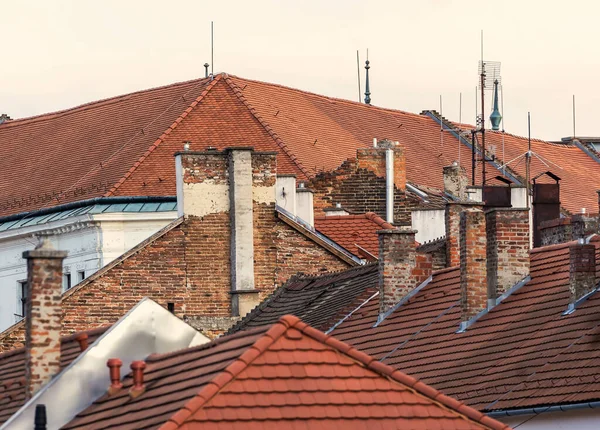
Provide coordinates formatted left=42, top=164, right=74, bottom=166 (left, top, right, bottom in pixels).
left=332, top=238, right=600, bottom=412
left=315, top=213, right=393, bottom=258
left=3, top=72, right=597, bottom=217
left=0, top=326, right=107, bottom=425
left=229, top=235, right=600, bottom=413
left=65, top=315, right=508, bottom=430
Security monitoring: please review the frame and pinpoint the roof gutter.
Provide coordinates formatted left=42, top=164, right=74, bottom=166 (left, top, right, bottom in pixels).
left=423, top=111, right=522, bottom=185
left=487, top=400, right=600, bottom=418
left=0, top=196, right=176, bottom=223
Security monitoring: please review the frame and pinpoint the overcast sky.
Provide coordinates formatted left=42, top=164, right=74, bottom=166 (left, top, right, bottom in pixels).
left=1, top=0, right=597, bottom=141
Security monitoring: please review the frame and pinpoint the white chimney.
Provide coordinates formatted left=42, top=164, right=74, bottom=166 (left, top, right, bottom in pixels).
left=296, top=183, right=314, bottom=227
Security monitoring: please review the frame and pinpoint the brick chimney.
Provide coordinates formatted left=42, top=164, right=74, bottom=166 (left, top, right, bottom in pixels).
left=23, top=239, right=67, bottom=399
left=445, top=201, right=484, bottom=267
left=378, top=227, right=418, bottom=317
left=357, top=139, right=406, bottom=223
left=569, top=241, right=597, bottom=303
left=460, top=208, right=487, bottom=321
left=486, top=208, right=530, bottom=299
left=443, top=162, right=467, bottom=200
left=175, top=148, right=277, bottom=317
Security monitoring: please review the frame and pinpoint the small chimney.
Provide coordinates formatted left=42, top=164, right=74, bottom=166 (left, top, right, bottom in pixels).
left=443, top=162, right=467, bottom=200
left=107, top=358, right=123, bottom=395
left=276, top=174, right=297, bottom=216
left=0, top=113, right=11, bottom=125
left=23, top=239, right=68, bottom=399
left=445, top=201, right=484, bottom=267
left=129, top=360, right=146, bottom=398
left=296, top=183, right=315, bottom=227
left=324, top=203, right=349, bottom=217
left=532, top=172, right=561, bottom=247
left=75, top=333, right=89, bottom=352
left=486, top=208, right=530, bottom=299
left=569, top=241, right=596, bottom=303
left=378, top=227, right=418, bottom=317
left=460, top=208, right=487, bottom=321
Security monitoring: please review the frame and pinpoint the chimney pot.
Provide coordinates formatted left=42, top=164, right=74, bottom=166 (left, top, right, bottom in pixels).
left=75, top=333, right=89, bottom=352
left=107, top=358, right=123, bottom=394
left=129, top=360, right=146, bottom=398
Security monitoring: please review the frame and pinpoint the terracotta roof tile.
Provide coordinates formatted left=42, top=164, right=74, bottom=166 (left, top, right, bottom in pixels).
left=314, top=212, right=392, bottom=258
left=64, top=315, right=507, bottom=429
left=0, top=326, right=108, bottom=425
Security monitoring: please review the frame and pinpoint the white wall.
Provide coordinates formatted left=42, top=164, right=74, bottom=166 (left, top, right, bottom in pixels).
left=411, top=209, right=445, bottom=244
left=501, top=408, right=600, bottom=429
left=0, top=212, right=176, bottom=332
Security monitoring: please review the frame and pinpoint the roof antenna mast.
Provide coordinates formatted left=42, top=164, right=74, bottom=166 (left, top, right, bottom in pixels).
left=573, top=94, right=576, bottom=139
left=356, top=50, right=361, bottom=103
left=211, top=21, right=214, bottom=79
left=364, top=49, right=371, bottom=105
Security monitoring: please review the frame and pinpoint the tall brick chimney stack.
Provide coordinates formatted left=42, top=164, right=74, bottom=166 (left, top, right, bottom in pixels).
left=445, top=201, right=484, bottom=267
left=443, top=162, right=468, bottom=200
left=377, top=227, right=418, bottom=318
left=569, top=241, right=597, bottom=303
left=486, top=208, right=530, bottom=299
left=460, top=208, right=487, bottom=321
left=175, top=148, right=277, bottom=317
left=23, top=239, right=67, bottom=399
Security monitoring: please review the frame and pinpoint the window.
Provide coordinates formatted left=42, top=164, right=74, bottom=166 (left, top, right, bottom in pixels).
left=77, top=270, right=85, bottom=283
left=16, top=280, right=27, bottom=321
left=63, top=273, right=72, bottom=291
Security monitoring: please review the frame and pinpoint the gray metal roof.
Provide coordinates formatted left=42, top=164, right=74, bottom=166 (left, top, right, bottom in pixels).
left=0, top=200, right=177, bottom=232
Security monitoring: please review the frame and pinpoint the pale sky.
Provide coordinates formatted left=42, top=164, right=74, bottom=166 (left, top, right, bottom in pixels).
left=1, top=0, right=598, bottom=141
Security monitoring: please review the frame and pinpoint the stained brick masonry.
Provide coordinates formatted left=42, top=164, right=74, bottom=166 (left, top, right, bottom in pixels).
left=23, top=240, right=67, bottom=398
left=460, top=208, right=487, bottom=321
left=486, top=208, right=530, bottom=299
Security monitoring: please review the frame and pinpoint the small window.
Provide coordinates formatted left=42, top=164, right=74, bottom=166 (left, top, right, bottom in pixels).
left=167, top=302, right=175, bottom=314
left=64, top=273, right=72, bottom=291
left=16, top=280, right=27, bottom=321
left=77, top=270, right=85, bottom=283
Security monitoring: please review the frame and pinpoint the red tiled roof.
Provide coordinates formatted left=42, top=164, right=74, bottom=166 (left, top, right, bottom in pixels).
left=331, top=238, right=600, bottom=412
left=3, top=72, right=597, bottom=217
left=315, top=212, right=393, bottom=257
left=64, top=316, right=508, bottom=430
left=0, top=326, right=107, bottom=425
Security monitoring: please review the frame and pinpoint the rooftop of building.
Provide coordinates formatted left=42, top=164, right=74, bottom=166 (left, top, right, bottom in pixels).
left=1, top=73, right=597, bottom=217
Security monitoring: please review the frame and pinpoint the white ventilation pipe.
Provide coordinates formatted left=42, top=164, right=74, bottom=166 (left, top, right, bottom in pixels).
left=386, top=148, right=394, bottom=224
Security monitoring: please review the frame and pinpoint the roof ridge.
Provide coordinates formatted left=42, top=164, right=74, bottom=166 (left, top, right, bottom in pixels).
left=222, top=75, right=310, bottom=179
left=1, top=77, right=208, bottom=127
left=160, top=316, right=296, bottom=429
left=227, top=74, right=431, bottom=122
left=364, top=211, right=395, bottom=229
left=104, top=75, right=224, bottom=196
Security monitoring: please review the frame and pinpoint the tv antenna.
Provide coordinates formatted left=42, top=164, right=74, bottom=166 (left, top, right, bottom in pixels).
left=471, top=30, right=503, bottom=185
left=356, top=50, right=361, bottom=103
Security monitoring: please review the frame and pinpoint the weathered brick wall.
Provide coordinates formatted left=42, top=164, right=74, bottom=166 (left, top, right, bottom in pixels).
left=0, top=213, right=350, bottom=352
left=539, top=215, right=599, bottom=246
left=308, top=146, right=412, bottom=224
left=460, top=208, right=487, bottom=321
left=486, top=209, right=530, bottom=299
